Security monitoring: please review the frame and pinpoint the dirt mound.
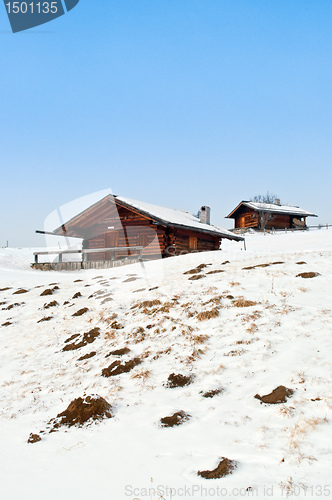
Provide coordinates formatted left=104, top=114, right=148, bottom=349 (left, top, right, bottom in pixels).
left=27, top=433, right=41, bottom=444
left=101, top=297, right=113, bottom=304
left=37, top=317, right=52, bottom=323
left=243, top=262, right=283, bottom=270
left=3, top=303, right=21, bottom=310
left=188, top=275, right=205, bottom=281
left=221, top=260, right=230, bottom=265
left=201, top=388, right=224, bottom=398
left=1, top=322, right=12, bottom=327
left=0, top=287, right=11, bottom=292
left=165, top=373, right=195, bottom=388
left=296, top=261, right=307, bottom=265
left=72, top=292, right=82, bottom=299
left=255, top=385, right=294, bottom=404
left=198, top=458, right=237, bottom=479
left=44, top=301, right=59, bottom=309
left=13, top=289, right=29, bottom=295
left=160, top=411, right=191, bottom=427
left=109, top=320, right=124, bottom=330
left=72, top=307, right=89, bottom=317
left=51, top=395, right=113, bottom=429
left=207, top=270, right=225, bottom=274
left=106, top=347, right=131, bottom=357
left=78, top=351, right=96, bottom=361
left=102, top=357, right=142, bottom=377
left=65, top=333, right=80, bottom=343
left=40, top=289, right=54, bottom=296
left=184, top=267, right=202, bottom=275
left=63, top=327, right=100, bottom=351
left=296, top=272, right=320, bottom=279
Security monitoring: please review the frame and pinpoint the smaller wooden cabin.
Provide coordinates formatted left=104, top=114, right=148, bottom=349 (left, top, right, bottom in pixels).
left=53, top=195, right=244, bottom=263
left=226, top=200, right=317, bottom=230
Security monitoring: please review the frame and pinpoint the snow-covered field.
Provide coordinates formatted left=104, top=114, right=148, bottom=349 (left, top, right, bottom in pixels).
left=0, top=230, right=331, bottom=500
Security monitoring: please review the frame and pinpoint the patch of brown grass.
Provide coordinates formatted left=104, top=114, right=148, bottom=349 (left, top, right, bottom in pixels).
left=224, top=349, right=247, bottom=357
left=286, top=417, right=328, bottom=458
left=242, top=310, right=262, bottom=322
left=203, top=295, right=223, bottom=306
left=152, top=347, right=171, bottom=360
left=191, top=334, right=209, bottom=344
left=109, top=320, right=124, bottom=330
left=185, top=347, right=206, bottom=364
left=132, top=327, right=146, bottom=343
left=179, top=324, right=195, bottom=336
left=157, top=302, right=174, bottom=314
left=131, top=369, right=151, bottom=384
left=104, top=330, right=116, bottom=341
left=246, top=323, right=258, bottom=334
left=236, top=337, right=257, bottom=345
left=135, top=299, right=162, bottom=309
left=279, top=405, right=296, bottom=417
left=197, top=307, right=219, bottom=321
left=99, top=311, right=118, bottom=324
left=229, top=281, right=240, bottom=287
left=233, top=298, right=258, bottom=308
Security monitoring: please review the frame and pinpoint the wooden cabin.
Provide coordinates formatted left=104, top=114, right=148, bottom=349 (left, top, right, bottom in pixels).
left=52, top=195, right=244, bottom=264
left=226, top=200, right=317, bottom=231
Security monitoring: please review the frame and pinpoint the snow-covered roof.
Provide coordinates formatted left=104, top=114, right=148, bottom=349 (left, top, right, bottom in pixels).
left=227, top=201, right=317, bottom=218
left=115, top=195, right=244, bottom=241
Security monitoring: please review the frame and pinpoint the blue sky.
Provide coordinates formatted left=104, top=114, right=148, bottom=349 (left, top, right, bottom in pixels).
left=1, top=0, right=332, bottom=246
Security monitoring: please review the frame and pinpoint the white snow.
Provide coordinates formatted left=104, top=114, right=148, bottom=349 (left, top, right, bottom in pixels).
left=0, top=229, right=331, bottom=500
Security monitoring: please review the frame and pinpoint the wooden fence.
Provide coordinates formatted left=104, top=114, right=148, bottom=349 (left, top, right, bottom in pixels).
left=32, top=246, right=144, bottom=271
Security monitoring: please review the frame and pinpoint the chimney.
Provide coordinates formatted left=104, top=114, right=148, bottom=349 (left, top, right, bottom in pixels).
left=200, top=206, right=211, bottom=225
left=275, top=198, right=280, bottom=205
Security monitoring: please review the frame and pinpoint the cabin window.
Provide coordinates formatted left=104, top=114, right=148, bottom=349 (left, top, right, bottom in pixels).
left=189, top=236, right=197, bottom=250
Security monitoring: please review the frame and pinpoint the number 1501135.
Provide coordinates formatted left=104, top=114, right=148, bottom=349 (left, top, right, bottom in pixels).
left=5, top=2, right=58, bottom=14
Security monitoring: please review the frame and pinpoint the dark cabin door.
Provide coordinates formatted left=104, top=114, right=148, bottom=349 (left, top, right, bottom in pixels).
left=105, top=231, right=119, bottom=260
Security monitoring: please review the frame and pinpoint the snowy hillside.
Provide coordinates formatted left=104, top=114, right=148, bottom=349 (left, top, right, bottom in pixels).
left=0, top=230, right=331, bottom=500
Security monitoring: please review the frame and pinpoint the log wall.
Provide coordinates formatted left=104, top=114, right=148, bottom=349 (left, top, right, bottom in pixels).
left=171, top=229, right=220, bottom=256
left=234, top=207, right=295, bottom=229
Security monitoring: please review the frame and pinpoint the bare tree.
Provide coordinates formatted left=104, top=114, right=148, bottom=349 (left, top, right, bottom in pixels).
left=250, top=191, right=279, bottom=204
left=250, top=192, right=281, bottom=231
